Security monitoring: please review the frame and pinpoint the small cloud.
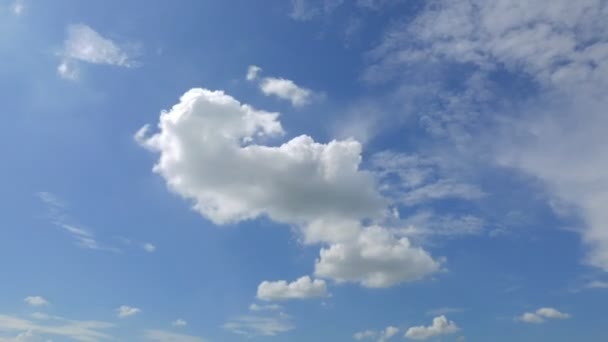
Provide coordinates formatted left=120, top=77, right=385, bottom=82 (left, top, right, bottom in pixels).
left=517, top=307, right=571, bottom=324
left=246, top=65, right=322, bottom=107
left=405, top=316, right=459, bottom=340
left=171, top=319, right=187, bottom=327
left=249, top=303, right=281, bottom=312
left=246, top=65, right=262, bottom=81
left=57, top=23, right=138, bottom=81
left=143, top=243, right=156, bottom=253
left=12, top=1, right=24, bottom=15
left=257, top=276, right=327, bottom=301
left=30, top=312, right=51, bottom=320
left=117, top=305, right=141, bottom=318
left=24, top=296, right=49, bottom=307
left=57, top=60, right=79, bottom=80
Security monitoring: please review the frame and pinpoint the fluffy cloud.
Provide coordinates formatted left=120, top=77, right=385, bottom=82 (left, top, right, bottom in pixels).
left=0, top=314, right=113, bottom=342
left=246, top=65, right=321, bottom=107
left=315, top=225, right=441, bottom=288
left=58, top=24, right=137, bottom=80
left=257, top=276, right=327, bottom=301
left=23, top=297, right=48, bottom=307
left=222, top=315, right=293, bottom=337
left=368, top=0, right=608, bottom=272
left=171, top=319, right=187, bottom=327
left=116, top=306, right=141, bottom=318
left=517, top=307, right=571, bottom=323
left=144, top=329, right=205, bottom=342
left=353, top=326, right=399, bottom=341
left=136, top=88, right=382, bottom=226
left=405, top=316, right=459, bottom=340
left=137, top=88, right=441, bottom=288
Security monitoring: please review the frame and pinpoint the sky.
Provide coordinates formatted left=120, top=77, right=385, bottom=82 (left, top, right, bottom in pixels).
left=1, top=0, right=608, bottom=341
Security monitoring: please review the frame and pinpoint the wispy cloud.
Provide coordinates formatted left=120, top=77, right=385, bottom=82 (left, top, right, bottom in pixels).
left=0, top=313, right=114, bottom=342
left=57, top=24, right=138, bottom=80
left=223, top=314, right=293, bottom=337
left=171, top=319, right=187, bottom=327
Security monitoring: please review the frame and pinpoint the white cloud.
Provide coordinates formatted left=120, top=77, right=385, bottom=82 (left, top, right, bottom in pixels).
left=171, top=319, right=187, bottom=327
left=249, top=304, right=281, bottom=312
left=116, top=306, right=141, bottom=318
left=259, top=77, right=319, bottom=107
left=62, top=24, right=134, bottom=67
left=353, top=330, right=376, bottom=340
left=246, top=65, right=262, bottom=81
left=257, top=276, right=327, bottom=301
left=24, top=297, right=48, bottom=307
left=353, top=326, right=399, bottom=342
left=136, top=88, right=382, bottom=226
left=57, top=24, right=137, bottom=80
left=245, top=65, right=321, bottom=107
left=57, top=60, right=79, bottom=80
left=143, top=243, right=156, bottom=253
left=315, top=225, right=441, bottom=288
left=136, top=88, right=441, bottom=288
left=405, top=316, right=459, bottom=340
left=223, top=315, right=293, bottom=337
left=0, top=314, right=113, bottom=342
left=144, top=329, right=205, bottom=342
left=517, top=307, right=571, bottom=324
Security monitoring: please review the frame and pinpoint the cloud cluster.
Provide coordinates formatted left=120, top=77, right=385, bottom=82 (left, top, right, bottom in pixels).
left=137, top=88, right=441, bottom=290
left=517, top=307, right=571, bottom=324
left=144, top=329, right=206, bottom=342
left=368, top=0, right=608, bottom=271
left=404, top=315, right=459, bottom=340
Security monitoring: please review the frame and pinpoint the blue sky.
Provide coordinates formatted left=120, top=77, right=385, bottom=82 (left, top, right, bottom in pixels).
left=1, top=0, right=608, bottom=341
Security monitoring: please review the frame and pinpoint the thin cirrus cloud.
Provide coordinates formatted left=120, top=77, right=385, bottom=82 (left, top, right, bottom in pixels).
left=404, top=316, right=459, bottom=340
left=257, top=276, right=327, bottom=301
left=366, top=0, right=608, bottom=272
left=135, top=87, right=442, bottom=290
left=116, top=305, right=141, bottom=318
left=24, top=296, right=49, bottom=307
left=517, top=307, right=571, bottom=324
left=0, top=313, right=114, bottom=341
left=222, top=314, right=294, bottom=337
left=57, top=23, right=138, bottom=80
left=246, top=65, right=322, bottom=107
